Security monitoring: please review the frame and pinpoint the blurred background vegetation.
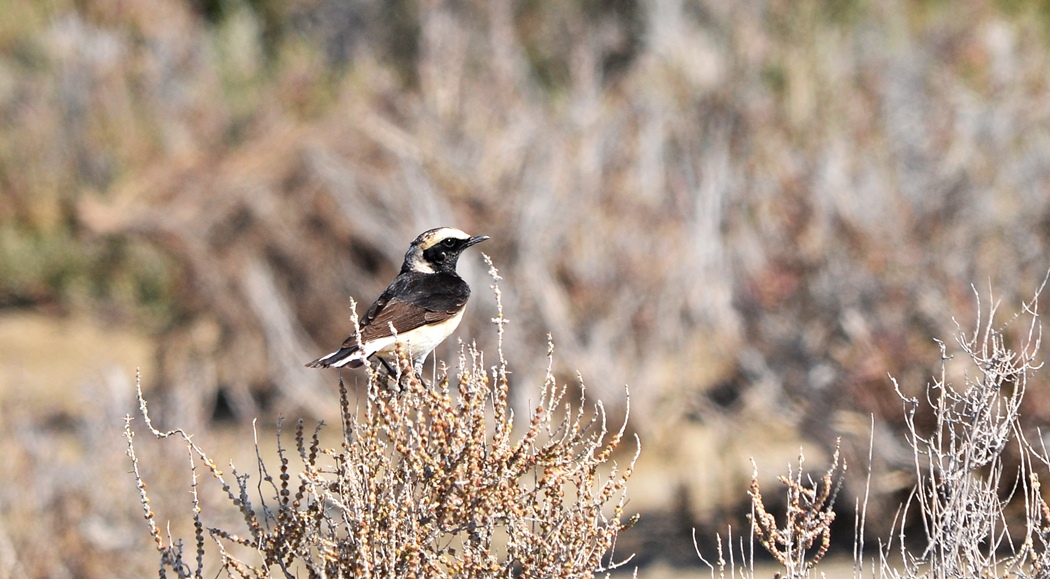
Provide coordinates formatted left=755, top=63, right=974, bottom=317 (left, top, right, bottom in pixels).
left=3, top=0, right=1050, bottom=576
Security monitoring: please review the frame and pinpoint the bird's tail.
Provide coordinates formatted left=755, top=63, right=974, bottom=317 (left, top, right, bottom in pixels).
left=305, top=346, right=366, bottom=369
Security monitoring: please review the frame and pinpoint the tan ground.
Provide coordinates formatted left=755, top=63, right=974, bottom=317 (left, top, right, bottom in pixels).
left=0, top=311, right=155, bottom=418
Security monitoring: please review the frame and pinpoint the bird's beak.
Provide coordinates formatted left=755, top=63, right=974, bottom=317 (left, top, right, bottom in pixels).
left=465, top=235, right=489, bottom=248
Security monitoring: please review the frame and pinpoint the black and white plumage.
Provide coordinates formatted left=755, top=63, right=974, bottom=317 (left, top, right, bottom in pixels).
left=306, top=227, right=488, bottom=373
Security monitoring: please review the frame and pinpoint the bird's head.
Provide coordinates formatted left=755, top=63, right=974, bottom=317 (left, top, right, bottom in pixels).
left=403, top=227, right=489, bottom=274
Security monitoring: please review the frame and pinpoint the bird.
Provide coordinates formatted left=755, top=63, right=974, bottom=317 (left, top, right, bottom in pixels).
left=306, top=227, right=489, bottom=375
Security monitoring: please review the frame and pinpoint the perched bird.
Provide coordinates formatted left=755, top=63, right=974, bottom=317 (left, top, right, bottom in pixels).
left=306, top=227, right=489, bottom=374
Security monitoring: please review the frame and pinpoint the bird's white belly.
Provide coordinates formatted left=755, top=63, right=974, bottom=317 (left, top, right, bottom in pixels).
left=366, top=308, right=466, bottom=363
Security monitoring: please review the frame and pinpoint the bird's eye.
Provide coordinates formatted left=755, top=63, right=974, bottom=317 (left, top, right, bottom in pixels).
left=443, top=238, right=457, bottom=248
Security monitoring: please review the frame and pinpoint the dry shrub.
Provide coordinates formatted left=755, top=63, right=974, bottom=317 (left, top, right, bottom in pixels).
left=747, top=448, right=842, bottom=577
left=882, top=284, right=1050, bottom=578
left=699, top=283, right=1050, bottom=578
left=696, top=447, right=844, bottom=579
left=125, top=275, right=638, bottom=577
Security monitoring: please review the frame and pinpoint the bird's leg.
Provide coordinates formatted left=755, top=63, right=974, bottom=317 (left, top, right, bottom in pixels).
left=373, top=356, right=401, bottom=392
left=412, top=360, right=429, bottom=388
left=377, top=356, right=397, bottom=376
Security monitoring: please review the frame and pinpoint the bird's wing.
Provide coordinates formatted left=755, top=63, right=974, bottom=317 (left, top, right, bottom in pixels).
left=339, top=272, right=469, bottom=348
left=352, top=296, right=465, bottom=344
left=360, top=293, right=389, bottom=329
